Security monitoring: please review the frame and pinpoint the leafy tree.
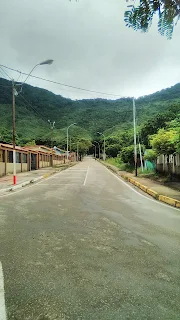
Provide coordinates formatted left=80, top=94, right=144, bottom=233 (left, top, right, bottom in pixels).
left=0, top=128, right=12, bottom=144
left=140, top=111, right=177, bottom=147
left=120, top=145, right=135, bottom=165
left=150, top=128, right=178, bottom=155
left=144, top=149, right=157, bottom=161
left=25, top=139, right=36, bottom=146
left=125, top=0, right=180, bottom=39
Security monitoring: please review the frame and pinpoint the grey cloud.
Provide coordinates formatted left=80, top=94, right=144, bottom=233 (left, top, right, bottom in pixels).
left=0, top=0, right=180, bottom=100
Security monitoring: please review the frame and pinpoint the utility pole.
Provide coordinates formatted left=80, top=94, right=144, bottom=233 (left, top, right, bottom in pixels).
left=48, top=120, right=55, bottom=148
left=12, top=80, right=16, bottom=185
left=97, top=132, right=106, bottom=160
left=77, top=142, right=79, bottom=161
left=10, top=59, right=54, bottom=185
left=133, top=98, right=137, bottom=177
left=94, top=141, right=100, bottom=159
left=67, top=123, right=76, bottom=160
left=70, top=137, right=72, bottom=152
left=92, top=144, right=96, bottom=159
left=138, top=134, right=144, bottom=172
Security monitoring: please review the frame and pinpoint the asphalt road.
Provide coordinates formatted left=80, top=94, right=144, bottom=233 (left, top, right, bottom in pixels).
left=0, top=158, right=180, bottom=320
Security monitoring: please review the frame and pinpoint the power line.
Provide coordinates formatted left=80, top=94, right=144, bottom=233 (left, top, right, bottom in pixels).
left=0, top=66, right=12, bottom=80
left=17, top=93, right=47, bottom=121
left=0, top=64, right=123, bottom=98
left=0, top=83, right=11, bottom=88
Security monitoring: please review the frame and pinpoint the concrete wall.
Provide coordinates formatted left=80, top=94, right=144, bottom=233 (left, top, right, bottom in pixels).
left=22, top=163, right=28, bottom=172
left=157, top=153, right=180, bottom=177
left=6, top=163, right=22, bottom=174
left=53, top=159, right=64, bottom=166
left=0, top=163, right=5, bottom=176
left=39, top=161, right=50, bottom=168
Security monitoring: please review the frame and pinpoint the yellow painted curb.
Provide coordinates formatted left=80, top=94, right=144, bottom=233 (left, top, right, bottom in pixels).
left=128, top=178, right=135, bottom=184
left=159, top=195, right=176, bottom=207
left=101, top=162, right=180, bottom=209
left=43, top=172, right=55, bottom=179
left=134, top=181, right=141, bottom=187
left=176, top=201, right=180, bottom=208
left=147, top=188, right=159, bottom=199
left=139, top=184, right=148, bottom=192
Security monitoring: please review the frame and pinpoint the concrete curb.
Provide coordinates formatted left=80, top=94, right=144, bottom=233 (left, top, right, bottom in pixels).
left=0, top=171, right=56, bottom=194
left=100, top=161, right=180, bottom=209
left=0, top=163, right=76, bottom=195
left=124, top=176, right=179, bottom=207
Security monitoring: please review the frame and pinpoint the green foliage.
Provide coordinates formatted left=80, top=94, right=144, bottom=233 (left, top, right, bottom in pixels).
left=125, top=0, right=180, bottom=39
left=76, top=139, right=92, bottom=155
left=144, top=149, right=157, bottom=161
left=25, top=139, right=36, bottom=146
left=150, top=128, right=178, bottom=155
left=1, top=77, right=180, bottom=159
left=120, top=145, right=135, bottom=165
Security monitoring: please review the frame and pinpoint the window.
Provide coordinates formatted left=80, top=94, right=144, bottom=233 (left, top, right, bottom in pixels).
left=0, top=150, right=5, bottom=162
left=16, top=152, right=21, bottom=163
left=22, top=153, right=27, bottom=163
left=8, top=151, right=13, bottom=163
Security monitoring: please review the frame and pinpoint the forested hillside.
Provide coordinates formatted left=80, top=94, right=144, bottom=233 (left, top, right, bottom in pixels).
left=0, top=77, right=180, bottom=156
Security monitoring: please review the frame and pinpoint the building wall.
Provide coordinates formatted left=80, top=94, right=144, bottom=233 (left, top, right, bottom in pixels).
left=157, top=153, right=180, bottom=177
left=0, top=163, right=5, bottom=176
left=53, top=159, right=64, bottom=166
left=6, top=163, right=22, bottom=174
left=39, top=161, right=50, bottom=168
left=22, top=163, right=28, bottom=172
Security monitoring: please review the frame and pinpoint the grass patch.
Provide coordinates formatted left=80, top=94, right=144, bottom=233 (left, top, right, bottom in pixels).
left=105, top=158, right=134, bottom=172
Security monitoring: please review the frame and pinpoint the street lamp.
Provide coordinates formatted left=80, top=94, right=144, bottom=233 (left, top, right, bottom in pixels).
left=67, top=123, right=76, bottom=160
left=12, top=59, right=53, bottom=185
left=133, top=98, right=137, bottom=177
left=21, top=59, right=54, bottom=86
left=48, top=120, right=55, bottom=148
left=94, top=141, right=100, bottom=159
left=92, top=144, right=97, bottom=159
left=97, top=132, right=106, bottom=160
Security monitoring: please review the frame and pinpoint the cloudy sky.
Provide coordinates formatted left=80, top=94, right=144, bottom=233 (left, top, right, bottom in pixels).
left=0, top=0, right=180, bottom=100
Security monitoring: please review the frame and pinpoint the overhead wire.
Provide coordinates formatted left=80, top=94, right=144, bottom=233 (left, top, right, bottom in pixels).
left=0, top=66, right=12, bottom=80
left=17, top=93, right=47, bottom=121
left=0, top=64, right=123, bottom=98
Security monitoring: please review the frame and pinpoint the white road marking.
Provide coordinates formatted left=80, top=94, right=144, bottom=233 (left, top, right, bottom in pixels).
left=103, top=165, right=180, bottom=212
left=0, top=262, right=7, bottom=320
left=66, top=169, right=88, bottom=172
left=0, top=168, right=73, bottom=198
left=83, top=166, right=89, bottom=186
left=39, top=183, right=80, bottom=186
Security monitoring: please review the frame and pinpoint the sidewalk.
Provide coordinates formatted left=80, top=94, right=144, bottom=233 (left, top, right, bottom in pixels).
left=0, top=163, right=74, bottom=193
left=103, top=163, right=180, bottom=204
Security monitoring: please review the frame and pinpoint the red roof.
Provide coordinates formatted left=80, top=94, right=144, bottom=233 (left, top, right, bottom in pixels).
left=0, top=143, right=27, bottom=152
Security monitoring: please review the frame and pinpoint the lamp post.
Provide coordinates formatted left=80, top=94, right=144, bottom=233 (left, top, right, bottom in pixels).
left=67, top=123, right=76, bottom=160
left=133, top=98, right=138, bottom=177
left=97, top=132, right=106, bottom=160
left=48, top=119, right=55, bottom=148
left=92, top=144, right=96, bottom=159
left=77, top=141, right=79, bottom=162
left=12, top=59, right=53, bottom=185
left=94, top=141, right=100, bottom=159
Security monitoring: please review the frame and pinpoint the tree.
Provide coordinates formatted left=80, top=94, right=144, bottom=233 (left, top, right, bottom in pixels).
left=120, top=145, right=135, bottom=165
left=144, top=149, right=157, bottom=161
left=24, top=140, right=36, bottom=146
left=150, top=128, right=178, bottom=155
left=0, top=128, right=12, bottom=144
left=125, top=0, right=180, bottom=39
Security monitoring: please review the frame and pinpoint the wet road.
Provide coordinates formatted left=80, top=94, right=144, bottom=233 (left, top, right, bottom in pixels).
left=0, top=158, right=180, bottom=320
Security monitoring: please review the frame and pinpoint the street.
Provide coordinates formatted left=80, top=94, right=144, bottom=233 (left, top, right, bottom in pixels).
left=0, top=157, right=180, bottom=320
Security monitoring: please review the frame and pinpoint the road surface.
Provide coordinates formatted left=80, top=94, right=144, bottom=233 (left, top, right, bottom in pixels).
left=0, top=158, right=180, bottom=320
